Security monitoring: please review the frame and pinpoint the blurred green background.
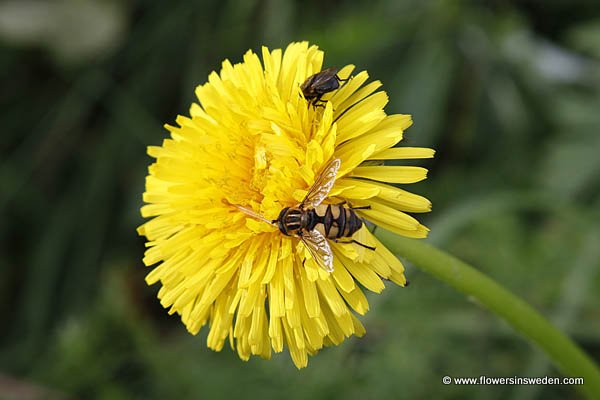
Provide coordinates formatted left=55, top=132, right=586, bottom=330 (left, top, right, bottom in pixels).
left=2, top=0, right=600, bottom=399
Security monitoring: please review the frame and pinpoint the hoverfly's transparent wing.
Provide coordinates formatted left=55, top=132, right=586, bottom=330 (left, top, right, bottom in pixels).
left=232, top=204, right=275, bottom=226
left=300, top=229, right=333, bottom=272
left=300, top=158, right=341, bottom=209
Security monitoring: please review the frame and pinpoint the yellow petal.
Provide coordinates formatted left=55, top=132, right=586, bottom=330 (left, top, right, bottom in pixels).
left=350, top=166, right=428, bottom=184
left=368, top=147, right=435, bottom=160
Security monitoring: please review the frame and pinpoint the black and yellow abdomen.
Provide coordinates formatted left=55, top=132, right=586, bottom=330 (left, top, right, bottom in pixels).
left=276, top=204, right=363, bottom=238
left=310, top=204, right=363, bottom=239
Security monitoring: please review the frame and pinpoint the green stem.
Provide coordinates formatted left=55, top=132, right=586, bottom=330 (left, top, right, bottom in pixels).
left=377, top=230, right=600, bottom=399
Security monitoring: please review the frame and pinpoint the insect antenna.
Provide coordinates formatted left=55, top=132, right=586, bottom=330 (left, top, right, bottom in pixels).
left=225, top=201, right=275, bottom=226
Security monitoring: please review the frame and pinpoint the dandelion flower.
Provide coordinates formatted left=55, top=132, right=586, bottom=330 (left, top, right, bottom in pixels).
left=138, top=42, right=433, bottom=368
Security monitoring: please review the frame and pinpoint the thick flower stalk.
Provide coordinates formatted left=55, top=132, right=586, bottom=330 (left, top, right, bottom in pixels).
left=138, top=42, right=433, bottom=367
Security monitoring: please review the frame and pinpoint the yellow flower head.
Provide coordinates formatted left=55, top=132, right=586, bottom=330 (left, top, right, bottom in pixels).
left=138, top=42, right=433, bottom=368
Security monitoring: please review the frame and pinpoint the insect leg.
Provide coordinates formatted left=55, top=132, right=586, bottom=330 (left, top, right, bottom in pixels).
left=349, top=204, right=371, bottom=210
left=352, top=239, right=376, bottom=250
left=333, top=238, right=376, bottom=251
left=299, top=233, right=308, bottom=268
left=311, top=97, right=328, bottom=108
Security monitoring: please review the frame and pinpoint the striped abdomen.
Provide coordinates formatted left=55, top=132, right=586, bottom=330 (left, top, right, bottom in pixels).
left=276, top=204, right=363, bottom=238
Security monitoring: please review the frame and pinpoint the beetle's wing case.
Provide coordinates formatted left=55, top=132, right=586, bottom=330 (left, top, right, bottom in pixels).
left=300, top=229, right=334, bottom=272
left=300, top=158, right=341, bottom=210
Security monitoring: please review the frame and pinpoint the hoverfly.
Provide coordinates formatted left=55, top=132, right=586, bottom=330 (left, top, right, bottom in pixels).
left=300, top=67, right=349, bottom=107
left=231, top=158, right=374, bottom=272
